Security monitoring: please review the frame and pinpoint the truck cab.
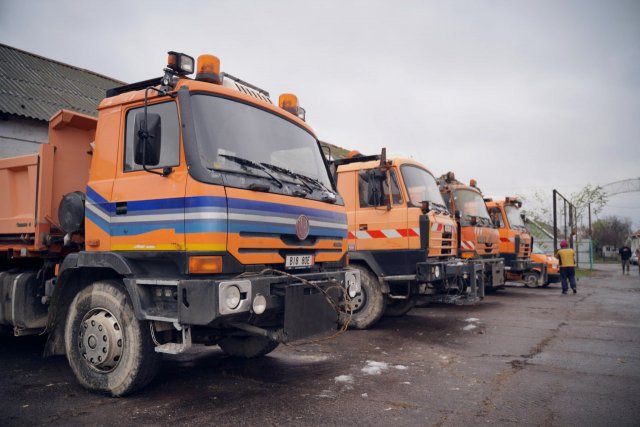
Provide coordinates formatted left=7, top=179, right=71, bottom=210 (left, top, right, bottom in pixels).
left=485, top=197, right=545, bottom=286
left=0, top=51, right=360, bottom=396
left=438, top=172, right=505, bottom=290
left=333, top=151, right=483, bottom=329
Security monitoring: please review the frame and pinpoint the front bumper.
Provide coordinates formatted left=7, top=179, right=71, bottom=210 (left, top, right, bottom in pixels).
left=474, top=257, right=505, bottom=288
left=125, top=268, right=360, bottom=343
left=505, top=258, right=533, bottom=273
left=415, top=259, right=484, bottom=304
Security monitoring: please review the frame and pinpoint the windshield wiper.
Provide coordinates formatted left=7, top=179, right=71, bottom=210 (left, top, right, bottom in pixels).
left=261, top=162, right=337, bottom=203
left=431, top=202, right=448, bottom=212
left=259, top=162, right=313, bottom=194
left=217, top=154, right=283, bottom=189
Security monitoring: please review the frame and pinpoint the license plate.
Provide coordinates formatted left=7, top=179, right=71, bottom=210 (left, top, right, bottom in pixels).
left=285, top=254, right=314, bottom=269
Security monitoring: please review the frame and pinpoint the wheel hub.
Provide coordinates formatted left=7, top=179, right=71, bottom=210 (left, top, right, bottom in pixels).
left=79, top=309, right=124, bottom=372
left=351, top=287, right=367, bottom=312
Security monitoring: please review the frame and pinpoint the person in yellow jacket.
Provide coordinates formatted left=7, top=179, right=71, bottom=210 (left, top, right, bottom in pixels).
left=556, top=240, right=577, bottom=294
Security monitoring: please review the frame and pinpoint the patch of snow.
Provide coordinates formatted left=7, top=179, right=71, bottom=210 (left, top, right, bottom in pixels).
left=361, top=360, right=389, bottom=375
left=463, top=324, right=477, bottom=331
left=334, top=374, right=354, bottom=384
left=401, top=381, right=411, bottom=385
left=393, top=365, right=408, bottom=370
left=465, top=317, right=480, bottom=322
left=361, top=393, right=368, bottom=398
left=318, top=390, right=333, bottom=398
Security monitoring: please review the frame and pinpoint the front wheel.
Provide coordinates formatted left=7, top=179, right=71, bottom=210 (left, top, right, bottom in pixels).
left=339, top=264, right=385, bottom=330
left=218, top=336, right=279, bottom=358
left=523, top=271, right=540, bottom=288
left=64, top=280, right=159, bottom=396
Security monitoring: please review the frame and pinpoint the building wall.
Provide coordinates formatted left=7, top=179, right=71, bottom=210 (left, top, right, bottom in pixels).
left=0, top=115, right=48, bottom=158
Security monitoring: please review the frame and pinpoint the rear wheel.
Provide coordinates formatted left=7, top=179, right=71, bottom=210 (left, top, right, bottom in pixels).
left=340, top=264, right=385, bottom=330
left=383, top=297, right=415, bottom=317
left=523, top=271, right=540, bottom=288
left=64, top=280, right=159, bottom=396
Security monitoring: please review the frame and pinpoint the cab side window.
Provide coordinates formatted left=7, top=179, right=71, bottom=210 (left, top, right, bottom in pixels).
left=358, top=169, right=403, bottom=208
left=124, top=102, right=180, bottom=172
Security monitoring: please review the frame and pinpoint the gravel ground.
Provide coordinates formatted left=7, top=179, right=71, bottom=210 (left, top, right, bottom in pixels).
left=1, top=263, right=639, bottom=426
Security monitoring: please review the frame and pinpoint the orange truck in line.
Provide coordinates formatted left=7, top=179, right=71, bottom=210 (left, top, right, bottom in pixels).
left=332, top=151, right=483, bottom=329
left=0, top=51, right=360, bottom=396
left=508, top=243, right=560, bottom=286
left=485, top=197, right=546, bottom=287
left=438, top=172, right=505, bottom=291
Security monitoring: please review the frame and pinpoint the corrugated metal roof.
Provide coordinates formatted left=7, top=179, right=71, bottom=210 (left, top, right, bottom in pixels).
left=0, top=43, right=125, bottom=121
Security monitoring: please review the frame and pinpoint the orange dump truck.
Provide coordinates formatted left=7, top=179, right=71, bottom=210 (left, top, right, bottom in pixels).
left=332, top=151, right=483, bottom=329
left=438, top=173, right=505, bottom=290
left=485, top=197, right=545, bottom=286
left=0, top=51, right=360, bottom=396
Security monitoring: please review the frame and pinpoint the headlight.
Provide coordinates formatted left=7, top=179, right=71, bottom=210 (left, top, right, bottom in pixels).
left=224, top=285, right=241, bottom=310
left=252, top=294, right=267, bottom=315
left=218, top=280, right=251, bottom=315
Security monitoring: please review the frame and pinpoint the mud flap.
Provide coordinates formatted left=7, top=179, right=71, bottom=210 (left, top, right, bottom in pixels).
left=282, top=283, right=338, bottom=343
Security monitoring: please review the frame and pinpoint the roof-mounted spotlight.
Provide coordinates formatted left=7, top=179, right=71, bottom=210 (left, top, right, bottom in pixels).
left=167, top=51, right=195, bottom=76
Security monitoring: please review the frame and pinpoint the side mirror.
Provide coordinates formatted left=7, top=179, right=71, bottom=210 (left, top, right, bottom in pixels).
left=134, top=112, right=162, bottom=166
left=520, top=212, right=526, bottom=222
left=367, top=169, right=388, bottom=208
left=454, top=210, right=461, bottom=220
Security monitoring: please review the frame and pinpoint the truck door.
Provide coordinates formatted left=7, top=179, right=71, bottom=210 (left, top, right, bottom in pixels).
left=110, top=101, right=187, bottom=251
left=354, top=167, right=408, bottom=251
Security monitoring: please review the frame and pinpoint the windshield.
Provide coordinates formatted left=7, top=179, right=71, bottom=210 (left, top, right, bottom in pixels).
left=190, top=94, right=333, bottom=196
left=533, top=243, right=545, bottom=254
left=400, top=165, right=447, bottom=210
left=505, top=205, right=525, bottom=228
left=453, top=189, right=492, bottom=225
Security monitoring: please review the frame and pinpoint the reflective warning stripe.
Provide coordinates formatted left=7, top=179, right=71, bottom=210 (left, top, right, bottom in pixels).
left=348, top=228, right=420, bottom=239
left=461, top=240, right=476, bottom=250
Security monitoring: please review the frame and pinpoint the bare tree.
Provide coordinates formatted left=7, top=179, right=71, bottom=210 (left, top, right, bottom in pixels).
left=592, top=215, right=632, bottom=249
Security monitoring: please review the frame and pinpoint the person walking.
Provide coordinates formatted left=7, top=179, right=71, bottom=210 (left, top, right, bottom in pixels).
left=556, top=240, right=577, bottom=294
left=619, top=245, right=632, bottom=275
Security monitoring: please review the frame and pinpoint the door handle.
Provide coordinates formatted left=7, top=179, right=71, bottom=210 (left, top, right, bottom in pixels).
left=116, top=202, right=128, bottom=215
left=359, top=224, right=368, bottom=230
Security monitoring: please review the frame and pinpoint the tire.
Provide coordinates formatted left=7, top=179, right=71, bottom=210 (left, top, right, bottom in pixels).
left=383, top=297, right=415, bottom=317
left=339, top=264, right=385, bottom=330
left=218, top=336, right=279, bottom=358
left=523, top=271, right=540, bottom=288
left=64, top=280, right=159, bottom=396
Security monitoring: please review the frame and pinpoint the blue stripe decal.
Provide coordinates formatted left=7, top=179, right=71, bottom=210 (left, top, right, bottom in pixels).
left=228, top=198, right=346, bottom=222
left=85, top=186, right=345, bottom=237
left=126, top=197, right=185, bottom=212
left=185, top=220, right=227, bottom=233
left=110, top=221, right=185, bottom=236
left=186, top=196, right=227, bottom=209
left=86, top=209, right=110, bottom=233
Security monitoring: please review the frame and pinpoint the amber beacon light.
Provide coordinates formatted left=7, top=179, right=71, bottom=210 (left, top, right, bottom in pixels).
left=279, top=93, right=306, bottom=121
left=196, top=54, right=221, bottom=84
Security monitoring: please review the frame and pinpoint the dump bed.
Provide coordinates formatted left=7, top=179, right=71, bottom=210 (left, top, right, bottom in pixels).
left=0, top=110, right=96, bottom=253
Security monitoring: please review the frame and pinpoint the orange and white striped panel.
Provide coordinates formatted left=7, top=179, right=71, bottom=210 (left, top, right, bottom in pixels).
left=348, top=228, right=420, bottom=240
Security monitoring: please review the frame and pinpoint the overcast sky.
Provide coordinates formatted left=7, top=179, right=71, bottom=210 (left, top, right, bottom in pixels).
left=1, top=0, right=639, bottom=228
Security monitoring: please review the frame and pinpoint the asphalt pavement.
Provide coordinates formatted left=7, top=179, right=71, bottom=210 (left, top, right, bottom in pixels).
left=1, top=263, right=639, bottom=426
